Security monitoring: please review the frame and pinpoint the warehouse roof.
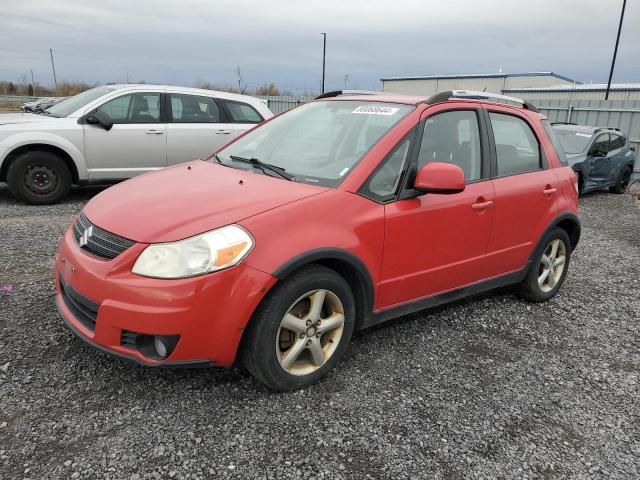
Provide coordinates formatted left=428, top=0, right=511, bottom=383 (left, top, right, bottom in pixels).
left=503, top=83, right=640, bottom=92
left=380, top=72, right=579, bottom=83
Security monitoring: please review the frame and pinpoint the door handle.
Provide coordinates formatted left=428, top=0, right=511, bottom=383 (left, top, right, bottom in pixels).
left=216, top=130, right=232, bottom=135
left=145, top=130, right=164, bottom=135
left=471, top=200, right=493, bottom=210
left=542, top=187, right=557, bottom=196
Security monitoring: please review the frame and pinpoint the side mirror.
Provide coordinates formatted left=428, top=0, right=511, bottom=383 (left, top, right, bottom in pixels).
left=86, top=111, right=113, bottom=131
left=413, top=162, right=465, bottom=194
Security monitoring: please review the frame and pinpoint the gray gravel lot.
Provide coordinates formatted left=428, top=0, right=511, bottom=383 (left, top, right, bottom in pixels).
left=0, top=183, right=639, bottom=479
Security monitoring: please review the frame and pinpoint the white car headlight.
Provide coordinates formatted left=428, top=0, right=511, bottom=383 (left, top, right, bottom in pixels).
left=132, top=225, right=253, bottom=279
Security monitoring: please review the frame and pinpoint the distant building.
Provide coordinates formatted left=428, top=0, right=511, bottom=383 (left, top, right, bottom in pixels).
left=380, top=72, right=578, bottom=96
left=503, top=83, right=640, bottom=101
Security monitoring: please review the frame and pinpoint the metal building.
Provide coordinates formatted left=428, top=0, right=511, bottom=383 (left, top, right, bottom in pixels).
left=502, top=83, right=640, bottom=101
left=380, top=72, right=577, bottom=96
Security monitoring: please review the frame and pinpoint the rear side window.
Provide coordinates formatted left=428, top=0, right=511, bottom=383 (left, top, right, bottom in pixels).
left=170, top=93, right=220, bottom=123
left=541, top=120, right=568, bottom=165
left=489, top=112, right=540, bottom=176
left=417, top=110, right=482, bottom=182
left=222, top=100, right=263, bottom=123
left=610, top=134, right=625, bottom=150
left=96, top=93, right=161, bottom=124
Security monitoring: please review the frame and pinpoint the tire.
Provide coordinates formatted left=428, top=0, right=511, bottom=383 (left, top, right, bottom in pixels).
left=515, top=228, right=572, bottom=303
left=6, top=151, right=72, bottom=205
left=609, top=166, right=632, bottom=194
left=241, top=265, right=356, bottom=391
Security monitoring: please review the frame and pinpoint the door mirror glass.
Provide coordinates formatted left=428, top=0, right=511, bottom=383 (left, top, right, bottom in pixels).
left=414, top=162, right=465, bottom=194
left=86, top=111, right=114, bottom=131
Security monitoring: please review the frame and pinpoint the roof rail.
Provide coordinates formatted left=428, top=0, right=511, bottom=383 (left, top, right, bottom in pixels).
left=314, top=89, right=385, bottom=100
left=425, top=90, right=539, bottom=112
left=551, top=122, right=578, bottom=126
left=594, top=126, right=622, bottom=133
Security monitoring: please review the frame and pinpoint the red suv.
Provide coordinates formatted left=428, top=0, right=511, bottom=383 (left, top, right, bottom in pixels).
left=55, top=90, right=580, bottom=391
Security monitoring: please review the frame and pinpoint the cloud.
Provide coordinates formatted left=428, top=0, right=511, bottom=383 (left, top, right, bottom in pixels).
left=1, top=0, right=638, bottom=93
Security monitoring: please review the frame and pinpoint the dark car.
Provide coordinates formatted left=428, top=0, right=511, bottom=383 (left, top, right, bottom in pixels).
left=552, top=123, right=636, bottom=195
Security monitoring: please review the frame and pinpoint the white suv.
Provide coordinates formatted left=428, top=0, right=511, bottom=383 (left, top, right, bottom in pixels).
left=0, top=85, right=273, bottom=204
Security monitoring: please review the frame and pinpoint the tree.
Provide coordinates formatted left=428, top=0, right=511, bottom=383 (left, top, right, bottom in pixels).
left=8, top=82, right=15, bottom=94
left=27, top=84, right=34, bottom=96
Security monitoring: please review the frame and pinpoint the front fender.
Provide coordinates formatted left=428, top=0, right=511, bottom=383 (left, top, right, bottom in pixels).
left=0, top=131, right=87, bottom=179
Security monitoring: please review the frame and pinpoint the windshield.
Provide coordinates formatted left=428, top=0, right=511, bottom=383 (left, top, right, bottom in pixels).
left=47, top=86, right=115, bottom=117
left=552, top=128, right=593, bottom=154
left=215, top=100, right=414, bottom=187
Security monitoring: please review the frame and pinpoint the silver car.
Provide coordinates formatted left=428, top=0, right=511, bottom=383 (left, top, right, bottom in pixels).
left=0, top=85, right=273, bottom=204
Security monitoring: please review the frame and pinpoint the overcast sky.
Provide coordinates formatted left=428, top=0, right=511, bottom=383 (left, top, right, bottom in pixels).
left=2, top=0, right=639, bottom=93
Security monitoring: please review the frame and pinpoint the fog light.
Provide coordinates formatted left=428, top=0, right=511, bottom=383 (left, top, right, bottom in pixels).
left=154, top=336, right=168, bottom=358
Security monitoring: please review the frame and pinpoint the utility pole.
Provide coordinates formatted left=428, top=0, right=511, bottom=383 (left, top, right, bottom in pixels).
left=49, top=48, right=58, bottom=94
left=605, top=0, right=627, bottom=100
left=344, top=74, right=349, bottom=89
left=30, top=68, right=36, bottom=96
left=320, top=33, right=326, bottom=94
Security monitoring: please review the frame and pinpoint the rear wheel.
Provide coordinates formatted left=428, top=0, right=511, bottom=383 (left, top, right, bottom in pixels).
left=610, top=166, right=632, bottom=194
left=6, top=151, right=72, bottom=205
left=241, top=265, right=355, bottom=391
left=516, top=228, right=571, bottom=302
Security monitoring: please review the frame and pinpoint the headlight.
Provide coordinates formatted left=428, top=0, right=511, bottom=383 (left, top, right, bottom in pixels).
left=132, top=225, right=253, bottom=279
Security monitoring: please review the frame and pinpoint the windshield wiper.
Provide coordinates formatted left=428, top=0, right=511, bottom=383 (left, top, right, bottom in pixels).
left=229, top=155, right=294, bottom=181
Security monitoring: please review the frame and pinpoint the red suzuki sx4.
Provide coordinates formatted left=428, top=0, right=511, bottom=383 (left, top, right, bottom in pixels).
left=55, top=90, right=580, bottom=390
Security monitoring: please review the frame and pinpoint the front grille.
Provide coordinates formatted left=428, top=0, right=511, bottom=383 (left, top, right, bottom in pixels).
left=59, top=278, right=99, bottom=332
left=73, top=213, right=135, bottom=260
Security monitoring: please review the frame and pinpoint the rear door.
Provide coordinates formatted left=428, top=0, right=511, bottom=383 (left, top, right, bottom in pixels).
left=166, top=92, right=238, bottom=166
left=83, top=90, right=166, bottom=181
left=218, top=99, right=265, bottom=137
left=484, top=107, right=560, bottom=277
left=378, top=104, right=496, bottom=308
left=608, top=133, right=631, bottom=184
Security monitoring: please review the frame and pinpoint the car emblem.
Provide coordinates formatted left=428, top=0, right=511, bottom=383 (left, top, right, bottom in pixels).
left=79, top=226, right=93, bottom=248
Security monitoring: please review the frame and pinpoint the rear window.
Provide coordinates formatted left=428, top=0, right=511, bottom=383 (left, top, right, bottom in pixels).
left=544, top=121, right=569, bottom=165
left=222, top=100, right=263, bottom=123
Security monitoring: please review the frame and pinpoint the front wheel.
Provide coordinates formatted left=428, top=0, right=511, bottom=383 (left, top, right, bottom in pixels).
left=241, top=265, right=355, bottom=391
left=6, top=151, right=72, bottom=205
left=609, top=166, right=632, bottom=194
left=516, top=228, right=572, bottom=302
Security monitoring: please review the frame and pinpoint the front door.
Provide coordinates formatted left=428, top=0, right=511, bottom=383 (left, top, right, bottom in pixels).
left=586, top=133, right=612, bottom=186
left=379, top=106, right=495, bottom=308
left=83, top=91, right=166, bottom=181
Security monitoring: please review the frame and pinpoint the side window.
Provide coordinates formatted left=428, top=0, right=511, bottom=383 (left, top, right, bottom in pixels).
left=96, top=93, right=161, bottom=124
left=417, top=110, right=482, bottom=181
left=170, top=93, right=220, bottom=123
left=610, top=134, right=625, bottom=150
left=590, top=134, right=610, bottom=155
left=362, top=136, right=412, bottom=202
left=222, top=101, right=263, bottom=123
left=489, top=112, right=540, bottom=176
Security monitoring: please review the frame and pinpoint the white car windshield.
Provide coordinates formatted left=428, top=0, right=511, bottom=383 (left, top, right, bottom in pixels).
left=47, top=86, right=115, bottom=117
left=215, top=100, right=414, bottom=187
left=553, top=128, right=593, bottom=154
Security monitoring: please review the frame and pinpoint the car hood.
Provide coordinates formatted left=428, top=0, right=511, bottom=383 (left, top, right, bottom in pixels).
left=565, top=153, right=586, bottom=165
left=83, top=160, right=328, bottom=243
left=0, top=112, right=54, bottom=125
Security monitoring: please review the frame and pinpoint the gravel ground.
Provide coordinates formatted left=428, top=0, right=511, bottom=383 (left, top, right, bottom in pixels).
left=0, top=183, right=638, bottom=480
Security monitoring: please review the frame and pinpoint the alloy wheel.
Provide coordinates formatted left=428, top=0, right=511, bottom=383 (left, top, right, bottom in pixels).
left=538, top=239, right=567, bottom=293
left=276, top=289, right=345, bottom=376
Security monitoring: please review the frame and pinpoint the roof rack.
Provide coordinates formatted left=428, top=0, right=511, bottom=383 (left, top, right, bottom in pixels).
left=425, top=90, right=539, bottom=112
left=594, top=127, right=622, bottom=133
left=314, top=90, right=385, bottom=100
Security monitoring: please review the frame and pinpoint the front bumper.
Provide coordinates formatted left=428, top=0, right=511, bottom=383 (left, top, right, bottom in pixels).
left=55, top=225, right=277, bottom=367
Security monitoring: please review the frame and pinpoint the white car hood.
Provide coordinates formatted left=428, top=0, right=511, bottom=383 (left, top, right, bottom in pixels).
left=0, top=113, right=54, bottom=126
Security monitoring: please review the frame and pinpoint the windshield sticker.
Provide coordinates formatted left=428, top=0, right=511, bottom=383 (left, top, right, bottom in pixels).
left=576, top=133, right=592, bottom=138
left=351, top=105, right=399, bottom=116
left=339, top=167, right=349, bottom=177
